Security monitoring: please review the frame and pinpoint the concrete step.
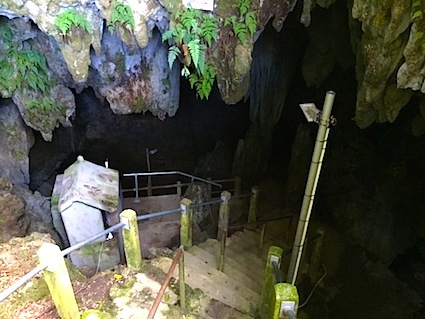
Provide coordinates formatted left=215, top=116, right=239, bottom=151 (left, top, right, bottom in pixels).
left=197, top=239, right=264, bottom=288
left=188, top=245, right=262, bottom=293
left=153, top=251, right=260, bottom=315
left=226, top=236, right=266, bottom=267
left=199, top=238, right=265, bottom=280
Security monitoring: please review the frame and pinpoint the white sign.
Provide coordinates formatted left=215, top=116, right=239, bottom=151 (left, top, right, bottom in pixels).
left=183, top=0, right=214, bottom=11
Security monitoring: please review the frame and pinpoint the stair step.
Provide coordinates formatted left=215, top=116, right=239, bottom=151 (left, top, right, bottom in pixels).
left=227, top=236, right=266, bottom=266
left=200, top=239, right=265, bottom=280
left=197, top=240, right=264, bottom=287
left=154, top=252, right=260, bottom=315
left=188, top=245, right=262, bottom=293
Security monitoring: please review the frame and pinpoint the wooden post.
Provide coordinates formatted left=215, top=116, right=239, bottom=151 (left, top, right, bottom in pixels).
left=217, top=191, right=231, bottom=271
left=180, top=198, right=193, bottom=249
left=178, top=248, right=186, bottom=310
left=260, top=246, right=283, bottom=318
left=234, top=177, right=241, bottom=196
left=207, top=177, right=212, bottom=200
left=269, top=283, right=299, bottom=318
left=248, top=186, right=259, bottom=224
left=120, top=209, right=142, bottom=270
left=177, top=181, right=182, bottom=197
left=217, top=191, right=231, bottom=241
left=37, top=243, right=79, bottom=319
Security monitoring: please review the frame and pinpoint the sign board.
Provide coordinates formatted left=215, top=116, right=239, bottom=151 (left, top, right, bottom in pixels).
left=183, top=0, right=214, bottom=11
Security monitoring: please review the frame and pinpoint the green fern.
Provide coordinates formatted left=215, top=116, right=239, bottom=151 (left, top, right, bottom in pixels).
left=54, top=9, right=91, bottom=36
left=109, top=2, right=135, bottom=33
left=168, top=46, right=181, bottom=69
left=162, top=7, right=219, bottom=99
left=225, top=0, right=257, bottom=43
left=245, top=12, right=257, bottom=37
left=236, top=0, right=250, bottom=18
left=188, top=62, right=216, bottom=99
left=201, top=15, right=218, bottom=47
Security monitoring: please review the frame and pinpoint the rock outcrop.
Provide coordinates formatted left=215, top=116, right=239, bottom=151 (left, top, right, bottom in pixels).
left=0, top=100, right=34, bottom=187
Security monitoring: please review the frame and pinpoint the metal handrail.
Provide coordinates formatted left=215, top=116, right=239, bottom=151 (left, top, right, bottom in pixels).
left=123, top=171, right=222, bottom=188
left=147, top=246, right=184, bottom=319
left=0, top=194, right=228, bottom=304
left=272, top=261, right=283, bottom=284
left=228, top=214, right=293, bottom=230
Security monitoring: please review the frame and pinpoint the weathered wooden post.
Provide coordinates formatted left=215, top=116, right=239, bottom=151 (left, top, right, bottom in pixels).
left=178, top=246, right=186, bottom=310
left=269, top=283, right=299, bottom=319
left=248, top=186, right=259, bottom=224
left=37, top=243, right=79, bottom=319
left=180, top=198, right=193, bottom=249
left=260, top=246, right=283, bottom=318
left=207, top=177, right=212, bottom=199
left=217, top=191, right=231, bottom=272
left=234, top=177, right=241, bottom=196
left=177, top=181, right=182, bottom=197
left=120, top=209, right=142, bottom=270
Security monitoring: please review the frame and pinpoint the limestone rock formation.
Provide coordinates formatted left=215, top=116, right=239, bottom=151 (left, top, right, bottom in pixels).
left=0, top=100, right=34, bottom=186
left=0, top=0, right=299, bottom=141
left=0, top=179, right=29, bottom=243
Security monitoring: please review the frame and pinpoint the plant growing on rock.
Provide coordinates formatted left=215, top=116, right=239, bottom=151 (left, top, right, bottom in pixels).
left=162, top=8, right=219, bottom=99
left=0, top=25, right=52, bottom=97
left=108, top=2, right=135, bottom=33
left=54, top=9, right=91, bottom=39
left=224, top=0, right=257, bottom=43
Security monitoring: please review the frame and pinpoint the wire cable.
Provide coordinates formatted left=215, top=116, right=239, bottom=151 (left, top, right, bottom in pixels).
left=299, top=264, right=327, bottom=309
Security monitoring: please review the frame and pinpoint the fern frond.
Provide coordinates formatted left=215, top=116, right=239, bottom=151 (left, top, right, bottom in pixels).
left=187, top=39, right=201, bottom=70
left=188, top=73, right=199, bottom=88
left=162, top=29, right=177, bottom=42
left=201, top=15, right=218, bottom=47
left=237, top=0, right=250, bottom=18
left=245, top=12, right=257, bottom=37
left=168, top=46, right=181, bottom=69
left=181, top=65, right=190, bottom=77
left=233, top=20, right=247, bottom=43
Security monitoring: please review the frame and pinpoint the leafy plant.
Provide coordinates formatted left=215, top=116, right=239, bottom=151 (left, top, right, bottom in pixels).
left=27, top=98, right=65, bottom=115
left=108, top=2, right=135, bottom=33
left=412, top=0, right=425, bottom=54
left=0, top=27, right=52, bottom=97
left=224, top=0, right=257, bottom=43
left=162, top=8, right=219, bottom=99
left=54, top=9, right=91, bottom=36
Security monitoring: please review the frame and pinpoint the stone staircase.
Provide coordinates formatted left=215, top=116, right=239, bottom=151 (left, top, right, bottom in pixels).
left=154, top=226, right=292, bottom=318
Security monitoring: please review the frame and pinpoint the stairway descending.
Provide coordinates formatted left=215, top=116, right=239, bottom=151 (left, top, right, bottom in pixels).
left=154, top=226, right=292, bottom=318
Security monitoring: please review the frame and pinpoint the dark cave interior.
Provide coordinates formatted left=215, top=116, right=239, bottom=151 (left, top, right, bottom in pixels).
left=24, top=7, right=425, bottom=317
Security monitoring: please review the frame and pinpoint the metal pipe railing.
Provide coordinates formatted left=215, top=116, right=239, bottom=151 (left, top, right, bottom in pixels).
left=0, top=263, right=47, bottom=302
left=147, top=246, right=184, bottom=319
left=192, top=198, right=223, bottom=208
left=61, top=222, right=125, bottom=257
left=272, top=261, right=283, bottom=284
left=284, top=309, right=297, bottom=319
left=123, top=171, right=222, bottom=188
left=136, top=208, right=182, bottom=221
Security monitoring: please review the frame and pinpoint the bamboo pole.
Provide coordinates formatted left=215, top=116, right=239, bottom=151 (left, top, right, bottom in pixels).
left=217, top=191, right=231, bottom=272
left=180, top=198, right=193, bottom=249
left=120, top=209, right=142, bottom=270
left=287, top=91, right=335, bottom=285
left=37, top=243, right=79, bottom=319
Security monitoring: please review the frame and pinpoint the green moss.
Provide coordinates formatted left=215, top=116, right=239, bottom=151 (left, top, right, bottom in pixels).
left=162, top=77, right=170, bottom=88
left=51, top=194, right=60, bottom=207
left=81, top=309, right=114, bottom=319
left=134, top=96, right=145, bottom=113
left=114, top=53, right=126, bottom=72
left=12, top=150, right=26, bottom=159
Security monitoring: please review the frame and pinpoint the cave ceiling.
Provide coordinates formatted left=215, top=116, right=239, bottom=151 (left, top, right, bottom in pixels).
left=0, top=0, right=425, bottom=141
